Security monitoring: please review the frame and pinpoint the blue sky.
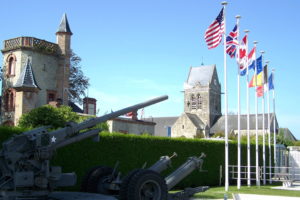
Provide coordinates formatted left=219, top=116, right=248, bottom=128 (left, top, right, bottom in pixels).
left=1, top=0, right=299, bottom=139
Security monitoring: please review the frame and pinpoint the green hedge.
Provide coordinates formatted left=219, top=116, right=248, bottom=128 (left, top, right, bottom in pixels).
left=50, top=132, right=273, bottom=190
left=0, top=128, right=273, bottom=190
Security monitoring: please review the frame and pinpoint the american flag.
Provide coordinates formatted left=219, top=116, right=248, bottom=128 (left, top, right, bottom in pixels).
left=226, top=25, right=238, bottom=58
left=204, top=8, right=224, bottom=49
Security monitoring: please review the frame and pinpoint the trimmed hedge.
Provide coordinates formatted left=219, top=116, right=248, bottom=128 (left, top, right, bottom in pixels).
left=50, top=132, right=273, bottom=190
left=0, top=128, right=273, bottom=191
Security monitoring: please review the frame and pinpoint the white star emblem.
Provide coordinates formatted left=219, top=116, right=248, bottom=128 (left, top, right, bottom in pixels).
left=51, top=136, right=57, bottom=143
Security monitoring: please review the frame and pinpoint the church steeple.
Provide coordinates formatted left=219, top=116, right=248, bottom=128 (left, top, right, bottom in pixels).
left=56, top=13, right=72, bottom=35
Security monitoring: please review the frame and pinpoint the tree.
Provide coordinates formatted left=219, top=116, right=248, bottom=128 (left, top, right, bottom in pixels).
left=18, top=105, right=80, bottom=129
left=69, top=50, right=90, bottom=104
left=18, top=105, right=109, bottom=131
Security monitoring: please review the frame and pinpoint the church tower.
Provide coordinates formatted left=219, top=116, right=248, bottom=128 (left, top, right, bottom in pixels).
left=1, top=14, right=72, bottom=125
left=171, top=65, right=221, bottom=138
left=183, top=65, right=221, bottom=127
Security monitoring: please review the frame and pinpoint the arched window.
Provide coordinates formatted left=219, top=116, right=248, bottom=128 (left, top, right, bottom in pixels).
left=6, top=54, right=16, bottom=76
left=191, top=94, right=197, bottom=109
left=197, top=94, right=202, bottom=109
left=4, top=89, right=15, bottom=112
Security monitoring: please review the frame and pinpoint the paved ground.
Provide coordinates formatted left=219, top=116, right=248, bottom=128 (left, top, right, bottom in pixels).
left=48, top=192, right=117, bottom=200
left=233, top=194, right=300, bottom=200
left=191, top=183, right=300, bottom=200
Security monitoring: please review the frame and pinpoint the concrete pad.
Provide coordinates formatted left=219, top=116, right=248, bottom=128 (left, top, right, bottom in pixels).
left=48, top=192, right=117, bottom=200
left=272, top=182, right=300, bottom=191
left=233, top=194, right=300, bottom=200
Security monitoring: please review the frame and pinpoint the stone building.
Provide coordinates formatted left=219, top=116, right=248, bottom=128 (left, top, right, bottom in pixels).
left=172, top=65, right=221, bottom=138
left=1, top=14, right=72, bottom=125
left=148, top=64, right=280, bottom=139
left=107, top=117, right=156, bottom=135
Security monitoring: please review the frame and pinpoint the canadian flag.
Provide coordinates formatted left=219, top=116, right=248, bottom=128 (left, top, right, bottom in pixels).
left=237, top=35, right=247, bottom=76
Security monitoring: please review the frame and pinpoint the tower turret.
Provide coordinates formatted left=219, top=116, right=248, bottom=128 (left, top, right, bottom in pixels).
left=56, top=13, right=72, bottom=105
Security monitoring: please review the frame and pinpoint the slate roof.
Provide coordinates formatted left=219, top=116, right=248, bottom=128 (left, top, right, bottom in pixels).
left=57, top=13, right=72, bottom=34
left=14, top=58, right=40, bottom=91
left=68, top=101, right=83, bottom=113
left=281, top=128, right=297, bottom=141
left=144, top=117, right=178, bottom=137
left=184, top=65, right=215, bottom=89
left=185, top=113, right=205, bottom=129
left=210, top=113, right=278, bottom=134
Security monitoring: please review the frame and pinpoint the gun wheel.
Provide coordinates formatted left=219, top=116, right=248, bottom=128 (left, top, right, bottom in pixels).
left=127, top=169, right=167, bottom=200
left=80, top=165, right=104, bottom=192
left=85, top=166, right=118, bottom=195
left=119, top=169, right=141, bottom=200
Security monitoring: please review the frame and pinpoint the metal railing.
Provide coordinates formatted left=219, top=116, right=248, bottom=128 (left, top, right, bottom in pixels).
left=228, top=165, right=300, bottom=185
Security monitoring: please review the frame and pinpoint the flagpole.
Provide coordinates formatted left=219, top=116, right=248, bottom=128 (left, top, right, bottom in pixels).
left=260, top=50, right=266, bottom=185
left=253, top=41, right=260, bottom=186
left=244, top=29, right=251, bottom=187
left=266, top=60, right=272, bottom=184
left=272, top=69, right=276, bottom=167
left=222, top=1, right=229, bottom=192
left=236, top=15, right=241, bottom=190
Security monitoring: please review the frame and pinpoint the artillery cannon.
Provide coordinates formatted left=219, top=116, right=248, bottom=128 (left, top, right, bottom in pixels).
left=0, top=95, right=168, bottom=200
left=0, top=94, right=209, bottom=200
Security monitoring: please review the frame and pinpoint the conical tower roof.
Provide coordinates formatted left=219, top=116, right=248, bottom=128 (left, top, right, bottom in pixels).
left=14, top=58, right=40, bottom=92
left=57, top=13, right=72, bottom=34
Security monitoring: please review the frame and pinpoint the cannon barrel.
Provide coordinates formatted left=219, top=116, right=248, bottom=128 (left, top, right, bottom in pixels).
left=148, top=152, right=177, bottom=173
left=165, top=153, right=206, bottom=190
left=48, top=95, right=168, bottom=149
left=74, top=95, right=168, bottom=132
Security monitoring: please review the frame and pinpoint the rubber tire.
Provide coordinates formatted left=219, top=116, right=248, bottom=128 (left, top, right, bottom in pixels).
left=119, top=169, right=141, bottom=200
left=127, top=169, right=168, bottom=200
left=85, top=166, right=118, bottom=195
left=80, top=165, right=104, bottom=192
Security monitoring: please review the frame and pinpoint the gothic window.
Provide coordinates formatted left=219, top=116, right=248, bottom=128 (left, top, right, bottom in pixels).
left=4, top=89, right=15, bottom=112
left=197, top=94, right=202, bottom=109
left=191, top=94, right=197, bottom=109
left=6, top=55, right=16, bottom=76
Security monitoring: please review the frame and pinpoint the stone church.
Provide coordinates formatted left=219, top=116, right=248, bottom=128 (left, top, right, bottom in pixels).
left=0, top=14, right=96, bottom=126
left=172, top=65, right=221, bottom=138
left=148, top=65, right=279, bottom=138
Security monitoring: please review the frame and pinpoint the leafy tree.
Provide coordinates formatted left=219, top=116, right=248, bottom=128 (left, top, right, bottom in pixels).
left=18, top=105, right=80, bottom=129
left=18, top=105, right=109, bottom=131
left=69, top=50, right=90, bottom=104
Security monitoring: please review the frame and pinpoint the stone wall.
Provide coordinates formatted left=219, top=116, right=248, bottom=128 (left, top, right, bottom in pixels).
left=171, top=114, right=197, bottom=138
left=107, top=118, right=155, bottom=135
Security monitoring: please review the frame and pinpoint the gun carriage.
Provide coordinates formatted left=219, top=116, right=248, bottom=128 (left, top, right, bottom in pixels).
left=0, top=95, right=208, bottom=200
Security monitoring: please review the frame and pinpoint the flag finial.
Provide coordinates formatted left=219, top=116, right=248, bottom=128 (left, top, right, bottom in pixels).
left=235, top=15, right=241, bottom=19
left=244, top=29, right=250, bottom=34
left=253, top=41, right=258, bottom=45
left=222, top=1, right=228, bottom=6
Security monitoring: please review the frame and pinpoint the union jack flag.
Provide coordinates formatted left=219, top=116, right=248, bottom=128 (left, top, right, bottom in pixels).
left=226, top=25, right=238, bottom=58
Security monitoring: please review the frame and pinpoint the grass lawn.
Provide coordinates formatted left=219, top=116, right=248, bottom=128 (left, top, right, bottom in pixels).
left=193, top=185, right=300, bottom=199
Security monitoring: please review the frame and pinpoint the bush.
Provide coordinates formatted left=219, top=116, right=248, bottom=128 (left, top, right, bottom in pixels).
left=18, top=105, right=79, bottom=129
left=18, top=105, right=109, bottom=131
